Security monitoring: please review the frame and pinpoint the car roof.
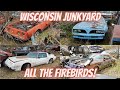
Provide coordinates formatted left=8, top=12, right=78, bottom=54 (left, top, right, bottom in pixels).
left=89, top=53, right=110, bottom=57
left=29, top=51, right=47, bottom=53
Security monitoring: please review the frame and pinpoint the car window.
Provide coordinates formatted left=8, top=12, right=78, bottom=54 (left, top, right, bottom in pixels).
left=38, top=53, right=47, bottom=58
left=103, top=55, right=111, bottom=60
left=88, top=54, right=97, bottom=58
left=94, top=55, right=103, bottom=59
left=27, top=52, right=38, bottom=58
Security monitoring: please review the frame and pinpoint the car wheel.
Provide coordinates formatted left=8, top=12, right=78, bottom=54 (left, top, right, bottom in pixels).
left=48, top=58, right=53, bottom=64
left=1, top=60, right=6, bottom=67
left=21, top=63, right=31, bottom=71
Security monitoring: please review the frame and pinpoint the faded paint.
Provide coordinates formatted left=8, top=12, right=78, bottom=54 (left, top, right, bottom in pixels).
left=72, top=16, right=108, bottom=40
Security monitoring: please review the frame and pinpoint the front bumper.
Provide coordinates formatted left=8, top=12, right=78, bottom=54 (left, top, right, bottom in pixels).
left=5, top=60, right=21, bottom=71
left=73, top=35, right=104, bottom=40
left=72, top=33, right=105, bottom=40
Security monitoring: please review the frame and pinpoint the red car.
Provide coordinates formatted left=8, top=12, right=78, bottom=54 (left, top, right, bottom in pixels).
left=0, top=49, right=12, bottom=67
left=4, top=19, right=51, bottom=41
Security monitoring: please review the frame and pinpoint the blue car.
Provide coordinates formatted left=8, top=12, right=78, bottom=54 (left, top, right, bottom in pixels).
left=72, top=16, right=108, bottom=40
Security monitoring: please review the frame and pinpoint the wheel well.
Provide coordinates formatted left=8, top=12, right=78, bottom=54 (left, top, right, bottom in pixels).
left=1, top=58, right=8, bottom=66
left=21, top=63, right=31, bottom=70
left=50, top=58, right=53, bottom=60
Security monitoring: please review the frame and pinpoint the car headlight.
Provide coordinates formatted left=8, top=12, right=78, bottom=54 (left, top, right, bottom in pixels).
left=96, top=30, right=105, bottom=34
left=73, top=29, right=78, bottom=33
left=77, top=29, right=81, bottom=33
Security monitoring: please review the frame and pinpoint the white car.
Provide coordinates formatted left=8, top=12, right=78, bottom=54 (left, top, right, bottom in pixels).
left=5, top=51, right=56, bottom=71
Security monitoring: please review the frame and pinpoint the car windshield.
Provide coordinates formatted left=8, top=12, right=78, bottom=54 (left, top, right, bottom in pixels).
left=88, top=54, right=97, bottom=58
left=27, top=52, right=38, bottom=58
left=88, top=54, right=103, bottom=60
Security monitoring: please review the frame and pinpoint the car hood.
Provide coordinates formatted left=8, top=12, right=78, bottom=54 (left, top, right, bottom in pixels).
left=72, top=16, right=108, bottom=32
left=8, top=56, right=29, bottom=62
left=69, top=58, right=101, bottom=66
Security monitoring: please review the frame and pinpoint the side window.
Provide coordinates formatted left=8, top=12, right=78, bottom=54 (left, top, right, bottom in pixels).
left=103, top=55, right=111, bottom=60
left=38, top=53, right=47, bottom=58
left=95, top=55, right=103, bottom=59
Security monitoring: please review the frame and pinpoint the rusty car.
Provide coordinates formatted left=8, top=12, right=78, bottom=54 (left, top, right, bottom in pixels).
left=61, top=53, right=116, bottom=72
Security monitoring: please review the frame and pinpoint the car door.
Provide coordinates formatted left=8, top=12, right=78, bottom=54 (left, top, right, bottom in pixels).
left=36, top=53, right=49, bottom=65
left=93, top=55, right=104, bottom=69
left=102, top=55, right=112, bottom=68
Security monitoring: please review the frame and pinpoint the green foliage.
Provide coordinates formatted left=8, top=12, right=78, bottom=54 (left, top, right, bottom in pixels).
left=59, top=22, right=75, bottom=37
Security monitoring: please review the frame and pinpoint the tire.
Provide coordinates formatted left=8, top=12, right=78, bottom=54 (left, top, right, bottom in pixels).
left=21, top=63, right=31, bottom=71
left=48, top=58, right=53, bottom=64
left=1, top=60, right=6, bottom=67
left=68, top=46, right=72, bottom=51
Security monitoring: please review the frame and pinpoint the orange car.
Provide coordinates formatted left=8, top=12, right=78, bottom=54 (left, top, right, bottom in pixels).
left=4, top=19, right=51, bottom=41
